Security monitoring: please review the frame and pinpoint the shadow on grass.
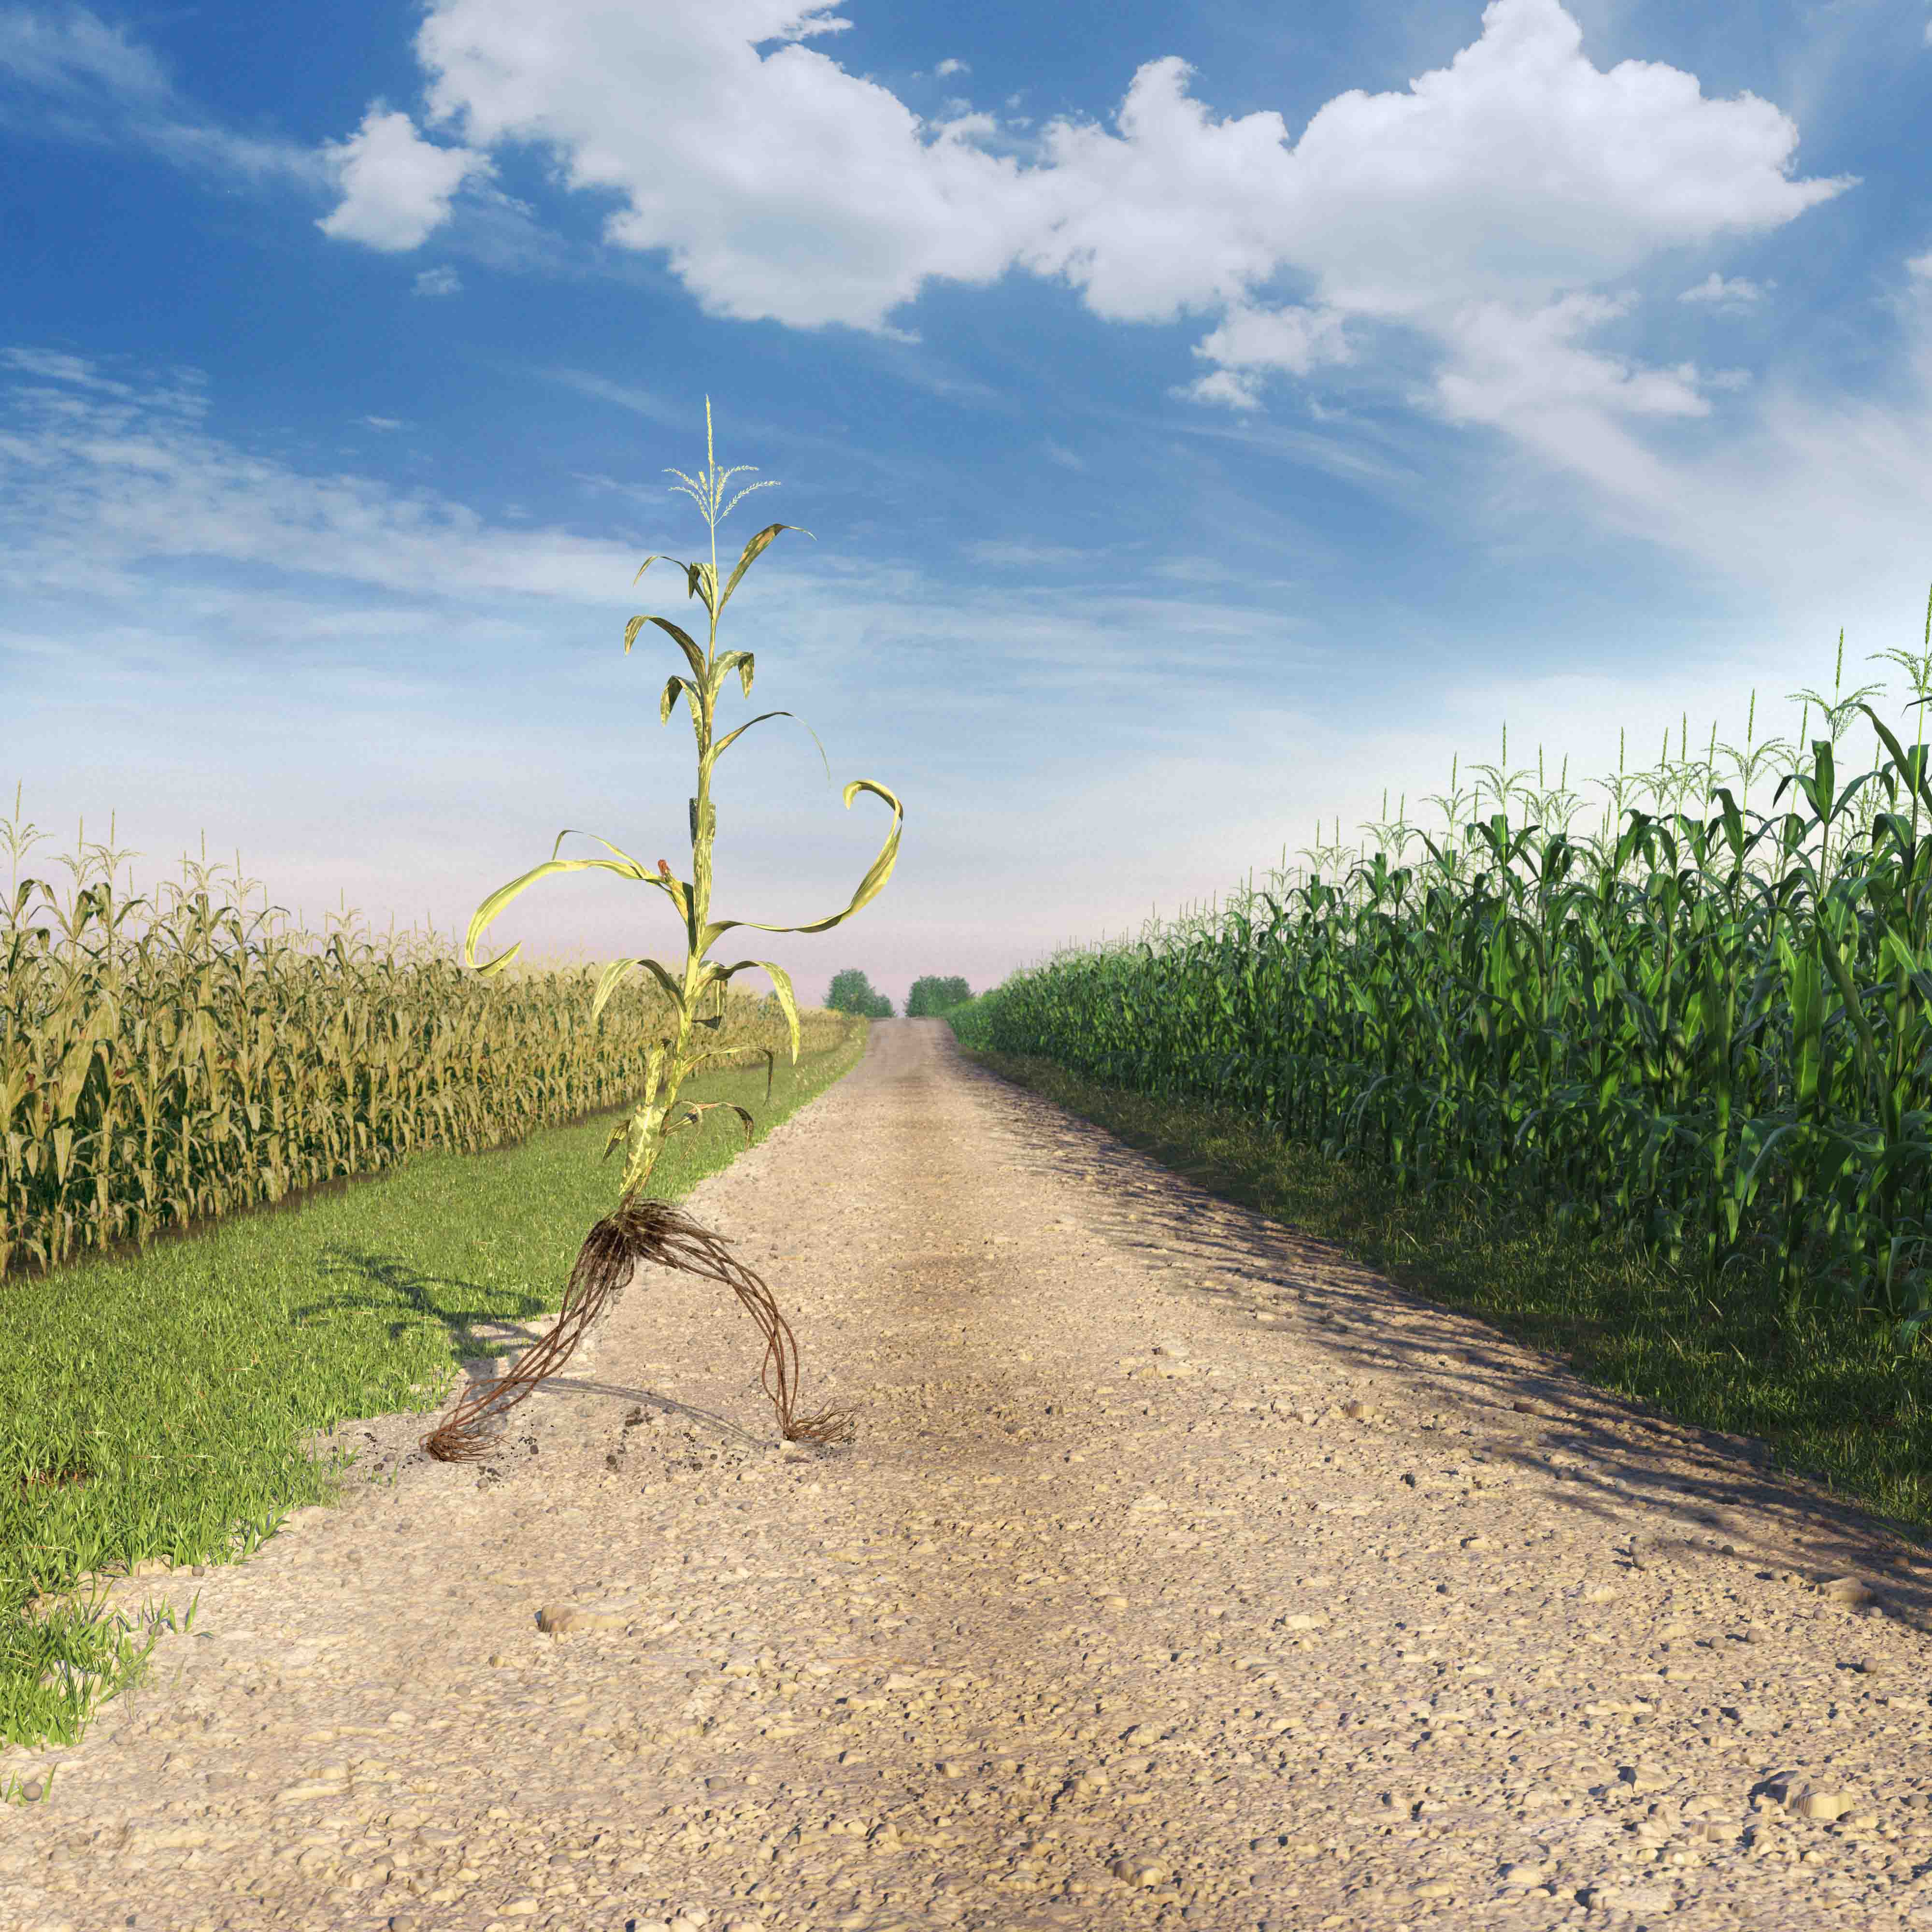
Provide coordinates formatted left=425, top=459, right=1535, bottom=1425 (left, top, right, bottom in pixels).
left=309, top=1244, right=551, bottom=1352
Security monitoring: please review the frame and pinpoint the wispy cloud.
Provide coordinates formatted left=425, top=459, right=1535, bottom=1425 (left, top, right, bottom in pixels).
left=0, top=3, right=171, bottom=105
left=0, top=3, right=329, bottom=187
left=1679, top=271, right=1771, bottom=307
left=963, top=539, right=1095, bottom=569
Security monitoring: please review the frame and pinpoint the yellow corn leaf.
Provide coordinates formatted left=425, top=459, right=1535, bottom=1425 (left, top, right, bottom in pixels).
left=711, top=709, right=797, bottom=762
left=659, top=675, right=702, bottom=733
left=715, top=650, right=756, bottom=699
left=718, top=522, right=809, bottom=616
left=623, top=613, right=706, bottom=683
left=589, top=957, right=690, bottom=1028
left=703, top=959, right=802, bottom=1064
left=465, top=833, right=654, bottom=975
left=697, top=779, right=902, bottom=953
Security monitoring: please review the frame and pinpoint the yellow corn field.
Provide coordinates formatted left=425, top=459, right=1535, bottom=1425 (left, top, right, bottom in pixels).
left=0, top=801, right=853, bottom=1282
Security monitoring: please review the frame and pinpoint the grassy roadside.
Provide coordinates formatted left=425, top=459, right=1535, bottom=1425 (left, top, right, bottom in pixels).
left=0, top=1018, right=871, bottom=1764
left=950, top=1040, right=1932, bottom=1546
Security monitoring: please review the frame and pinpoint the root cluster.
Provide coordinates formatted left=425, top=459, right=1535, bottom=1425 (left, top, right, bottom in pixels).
left=423, top=1198, right=853, bottom=1462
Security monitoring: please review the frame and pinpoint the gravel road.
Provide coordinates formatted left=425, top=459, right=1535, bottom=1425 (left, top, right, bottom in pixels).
left=5, top=1016, right=1932, bottom=1932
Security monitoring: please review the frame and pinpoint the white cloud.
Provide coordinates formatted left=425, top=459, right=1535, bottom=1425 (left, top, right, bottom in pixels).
left=360, top=415, right=406, bottom=431
left=314, top=0, right=1847, bottom=465
left=391, top=0, right=1022, bottom=331
left=1431, top=291, right=1711, bottom=429
left=934, top=57, right=967, bottom=78
left=413, top=266, right=463, bottom=296
left=1679, top=271, right=1770, bottom=306
left=1175, top=302, right=1355, bottom=410
left=316, top=107, right=494, bottom=252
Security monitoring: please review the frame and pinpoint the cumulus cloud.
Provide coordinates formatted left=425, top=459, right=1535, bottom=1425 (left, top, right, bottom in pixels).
left=311, top=0, right=1847, bottom=455
left=934, top=57, right=968, bottom=78
left=413, top=266, right=462, bottom=296
left=1433, top=292, right=1710, bottom=428
left=316, top=107, right=493, bottom=252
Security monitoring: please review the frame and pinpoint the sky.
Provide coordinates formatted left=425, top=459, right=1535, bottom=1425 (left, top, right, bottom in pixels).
left=5, top=0, right=1932, bottom=1012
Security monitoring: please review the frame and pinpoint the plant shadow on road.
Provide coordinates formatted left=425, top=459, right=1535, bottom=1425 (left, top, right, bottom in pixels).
left=953, top=1040, right=1932, bottom=1633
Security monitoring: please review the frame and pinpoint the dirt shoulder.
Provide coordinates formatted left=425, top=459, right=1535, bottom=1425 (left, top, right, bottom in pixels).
left=3, top=1017, right=1931, bottom=1932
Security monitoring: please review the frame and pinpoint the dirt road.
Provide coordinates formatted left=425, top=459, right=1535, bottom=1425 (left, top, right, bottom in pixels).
left=5, top=1017, right=1932, bottom=1932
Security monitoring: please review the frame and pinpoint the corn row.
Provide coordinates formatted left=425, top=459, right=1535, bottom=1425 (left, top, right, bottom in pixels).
left=965, top=697, right=1932, bottom=1333
left=0, top=848, right=846, bottom=1281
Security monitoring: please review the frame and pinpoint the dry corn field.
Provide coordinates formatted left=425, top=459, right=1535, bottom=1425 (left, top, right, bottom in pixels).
left=3, top=1020, right=1931, bottom=1932
left=0, top=808, right=844, bottom=1282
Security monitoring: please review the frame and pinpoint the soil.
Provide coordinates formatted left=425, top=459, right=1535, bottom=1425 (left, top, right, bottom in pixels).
left=5, top=1017, right=1932, bottom=1932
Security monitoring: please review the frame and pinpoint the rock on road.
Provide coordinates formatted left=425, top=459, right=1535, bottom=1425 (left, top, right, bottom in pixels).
left=6, top=1017, right=1932, bottom=1932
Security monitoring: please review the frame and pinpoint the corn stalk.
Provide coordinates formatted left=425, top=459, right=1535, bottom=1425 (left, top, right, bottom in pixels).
left=423, top=400, right=902, bottom=1459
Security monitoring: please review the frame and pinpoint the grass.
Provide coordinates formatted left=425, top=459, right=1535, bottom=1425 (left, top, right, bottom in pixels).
left=950, top=1035, right=1932, bottom=1545
left=0, top=1016, right=870, bottom=1775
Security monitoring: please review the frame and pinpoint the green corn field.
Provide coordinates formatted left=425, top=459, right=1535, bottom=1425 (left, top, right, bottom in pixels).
left=0, top=797, right=853, bottom=1283
left=954, top=604, right=1932, bottom=1338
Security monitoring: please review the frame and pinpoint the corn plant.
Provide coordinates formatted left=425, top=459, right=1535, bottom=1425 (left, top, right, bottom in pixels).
left=955, top=585, right=1932, bottom=1344
left=422, top=399, right=903, bottom=1459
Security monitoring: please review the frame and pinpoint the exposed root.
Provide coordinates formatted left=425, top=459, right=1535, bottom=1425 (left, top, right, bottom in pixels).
left=422, top=1197, right=854, bottom=1461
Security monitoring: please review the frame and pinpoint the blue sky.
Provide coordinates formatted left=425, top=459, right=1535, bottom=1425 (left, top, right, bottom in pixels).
left=5, top=0, right=1932, bottom=1011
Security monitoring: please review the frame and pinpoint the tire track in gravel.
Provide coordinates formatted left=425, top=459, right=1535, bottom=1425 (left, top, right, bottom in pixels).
left=5, top=1018, right=1932, bottom=1932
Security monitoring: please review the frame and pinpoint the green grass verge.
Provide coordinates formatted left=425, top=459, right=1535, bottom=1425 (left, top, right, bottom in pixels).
left=952, top=1041, right=1932, bottom=1546
left=0, top=1020, right=871, bottom=1766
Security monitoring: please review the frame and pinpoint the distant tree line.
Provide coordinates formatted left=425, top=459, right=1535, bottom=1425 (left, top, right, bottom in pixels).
left=905, top=975, right=972, bottom=1016
left=825, top=968, right=894, bottom=1017
left=824, top=971, right=974, bottom=1019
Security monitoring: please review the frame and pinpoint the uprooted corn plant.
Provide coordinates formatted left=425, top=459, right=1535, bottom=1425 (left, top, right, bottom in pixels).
left=423, top=398, right=903, bottom=1460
